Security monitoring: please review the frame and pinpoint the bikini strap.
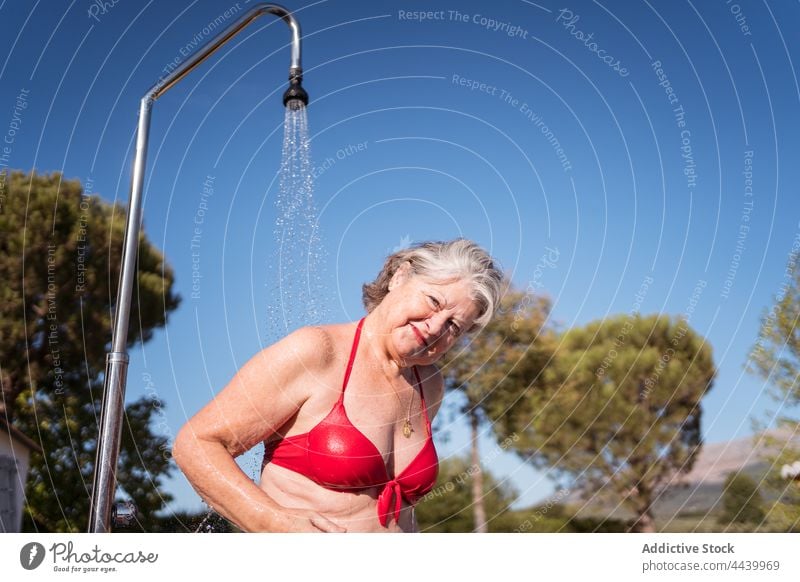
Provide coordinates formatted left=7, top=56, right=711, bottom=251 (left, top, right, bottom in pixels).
left=412, top=365, right=431, bottom=428
left=340, top=317, right=365, bottom=400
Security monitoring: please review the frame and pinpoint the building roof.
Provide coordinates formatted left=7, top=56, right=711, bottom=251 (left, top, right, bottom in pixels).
left=0, top=415, right=43, bottom=454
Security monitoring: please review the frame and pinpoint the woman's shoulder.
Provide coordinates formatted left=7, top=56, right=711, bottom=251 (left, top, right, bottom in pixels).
left=415, top=364, right=445, bottom=419
left=280, top=321, right=360, bottom=367
left=415, top=364, right=444, bottom=395
left=272, top=324, right=338, bottom=371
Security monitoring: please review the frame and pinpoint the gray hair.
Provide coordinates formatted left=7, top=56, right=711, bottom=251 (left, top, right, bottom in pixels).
left=362, top=238, right=504, bottom=332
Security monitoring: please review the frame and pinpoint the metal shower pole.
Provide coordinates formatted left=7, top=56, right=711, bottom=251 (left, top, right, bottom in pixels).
left=88, top=3, right=307, bottom=533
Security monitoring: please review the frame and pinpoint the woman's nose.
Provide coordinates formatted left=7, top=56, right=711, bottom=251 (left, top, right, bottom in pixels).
left=426, top=313, right=448, bottom=336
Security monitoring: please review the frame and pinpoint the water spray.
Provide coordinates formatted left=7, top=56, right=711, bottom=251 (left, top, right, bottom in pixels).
left=88, top=3, right=308, bottom=533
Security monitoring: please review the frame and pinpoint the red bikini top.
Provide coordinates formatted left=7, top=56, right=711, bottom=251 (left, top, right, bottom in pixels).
left=263, top=317, right=439, bottom=527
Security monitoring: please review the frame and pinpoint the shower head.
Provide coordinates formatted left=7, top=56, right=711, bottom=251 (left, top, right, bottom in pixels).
left=143, top=3, right=309, bottom=109
left=283, top=69, right=309, bottom=109
left=272, top=5, right=309, bottom=109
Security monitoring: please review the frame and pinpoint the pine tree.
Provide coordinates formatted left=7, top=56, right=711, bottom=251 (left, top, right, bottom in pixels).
left=747, top=240, right=800, bottom=532
left=498, top=313, right=716, bottom=532
left=439, top=286, right=556, bottom=532
left=0, top=170, right=181, bottom=531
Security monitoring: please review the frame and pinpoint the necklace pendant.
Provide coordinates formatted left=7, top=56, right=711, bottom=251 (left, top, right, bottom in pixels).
left=403, top=420, right=413, bottom=438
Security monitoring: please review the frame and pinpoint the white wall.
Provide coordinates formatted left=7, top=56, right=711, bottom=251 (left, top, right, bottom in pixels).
left=0, top=430, right=32, bottom=532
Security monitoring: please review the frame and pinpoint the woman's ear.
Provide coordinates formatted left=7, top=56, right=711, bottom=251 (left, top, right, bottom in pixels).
left=388, top=261, right=412, bottom=291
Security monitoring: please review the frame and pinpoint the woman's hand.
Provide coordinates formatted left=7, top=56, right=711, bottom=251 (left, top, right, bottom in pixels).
left=173, top=326, right=338, bottom=533
left=278, top=508, right=347, bottom=533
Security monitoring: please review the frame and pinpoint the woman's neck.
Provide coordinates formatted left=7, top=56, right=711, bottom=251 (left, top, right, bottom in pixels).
left=360, top=311, right=411, bottom=379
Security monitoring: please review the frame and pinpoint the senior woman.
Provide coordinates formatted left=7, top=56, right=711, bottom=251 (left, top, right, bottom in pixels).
left=173, top=238, right=503, bottom=532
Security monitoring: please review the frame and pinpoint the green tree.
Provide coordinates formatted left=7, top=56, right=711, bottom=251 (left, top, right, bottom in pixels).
left=0, top=170, right=180, bottom=531
left=747, top=250, right=800, bottom=532
left=415, top=455, right=519, bottom=532
left=496, top=313, right=716, bottom=532
left=717, top=472, right=765, bottom=528
left=439, top=286, right=556, bottom=532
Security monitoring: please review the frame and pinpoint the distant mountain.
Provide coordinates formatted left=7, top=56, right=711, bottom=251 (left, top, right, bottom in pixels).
left=560, top=429, right=799, bottom=520
left=652, top=433, right=774, bottom=518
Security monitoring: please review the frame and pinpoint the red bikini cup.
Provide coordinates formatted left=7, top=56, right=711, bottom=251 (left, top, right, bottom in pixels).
left=263, top=318, right=439, bottom=526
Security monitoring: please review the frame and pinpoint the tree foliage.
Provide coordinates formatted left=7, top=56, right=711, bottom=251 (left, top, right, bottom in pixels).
left=717, top=471, right=765, bottom=527
left=747, top=245, right=800, bottom=532
left=0, top=170, right=180, bottom=531
left=415, top=455, right=518, bottom=532
left=441, top=286, right=555, bottom=424
left=438, top=285, right=556, bottom=530
left=497, top=313, right=716, bottom=532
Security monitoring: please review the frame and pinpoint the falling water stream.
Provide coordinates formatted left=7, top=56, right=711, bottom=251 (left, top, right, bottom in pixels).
left=267, top=104, right=329, bottom=334
left=194, top=104, right=328, bottom=532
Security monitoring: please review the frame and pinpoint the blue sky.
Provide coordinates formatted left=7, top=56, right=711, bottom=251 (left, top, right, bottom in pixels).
left=1, top=0, right=799, bottom=513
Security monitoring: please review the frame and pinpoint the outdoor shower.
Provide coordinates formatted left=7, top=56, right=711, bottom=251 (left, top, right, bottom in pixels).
left=88, top=3, right=309, bottom=533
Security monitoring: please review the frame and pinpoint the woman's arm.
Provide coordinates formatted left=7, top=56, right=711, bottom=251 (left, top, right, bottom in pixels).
left=172, top=326, right=345, bottom=532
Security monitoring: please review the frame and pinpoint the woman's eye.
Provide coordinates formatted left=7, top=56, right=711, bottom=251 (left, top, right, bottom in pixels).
left=450, top=320, right=461, bottom=334
left=428, top=295, right=440, bottom=308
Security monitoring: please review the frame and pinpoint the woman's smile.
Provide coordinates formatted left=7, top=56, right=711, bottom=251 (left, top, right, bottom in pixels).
left=410, top=324, right=429, bottom=348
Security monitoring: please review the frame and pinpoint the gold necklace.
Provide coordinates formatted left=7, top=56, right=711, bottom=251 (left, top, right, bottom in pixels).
left=390, top=370, right=416, bottom=438
left=365, top=324, right=417, bottom=438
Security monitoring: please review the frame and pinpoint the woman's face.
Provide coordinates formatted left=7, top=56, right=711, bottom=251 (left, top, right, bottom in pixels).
left=381, top=264, right=481, bottom=366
